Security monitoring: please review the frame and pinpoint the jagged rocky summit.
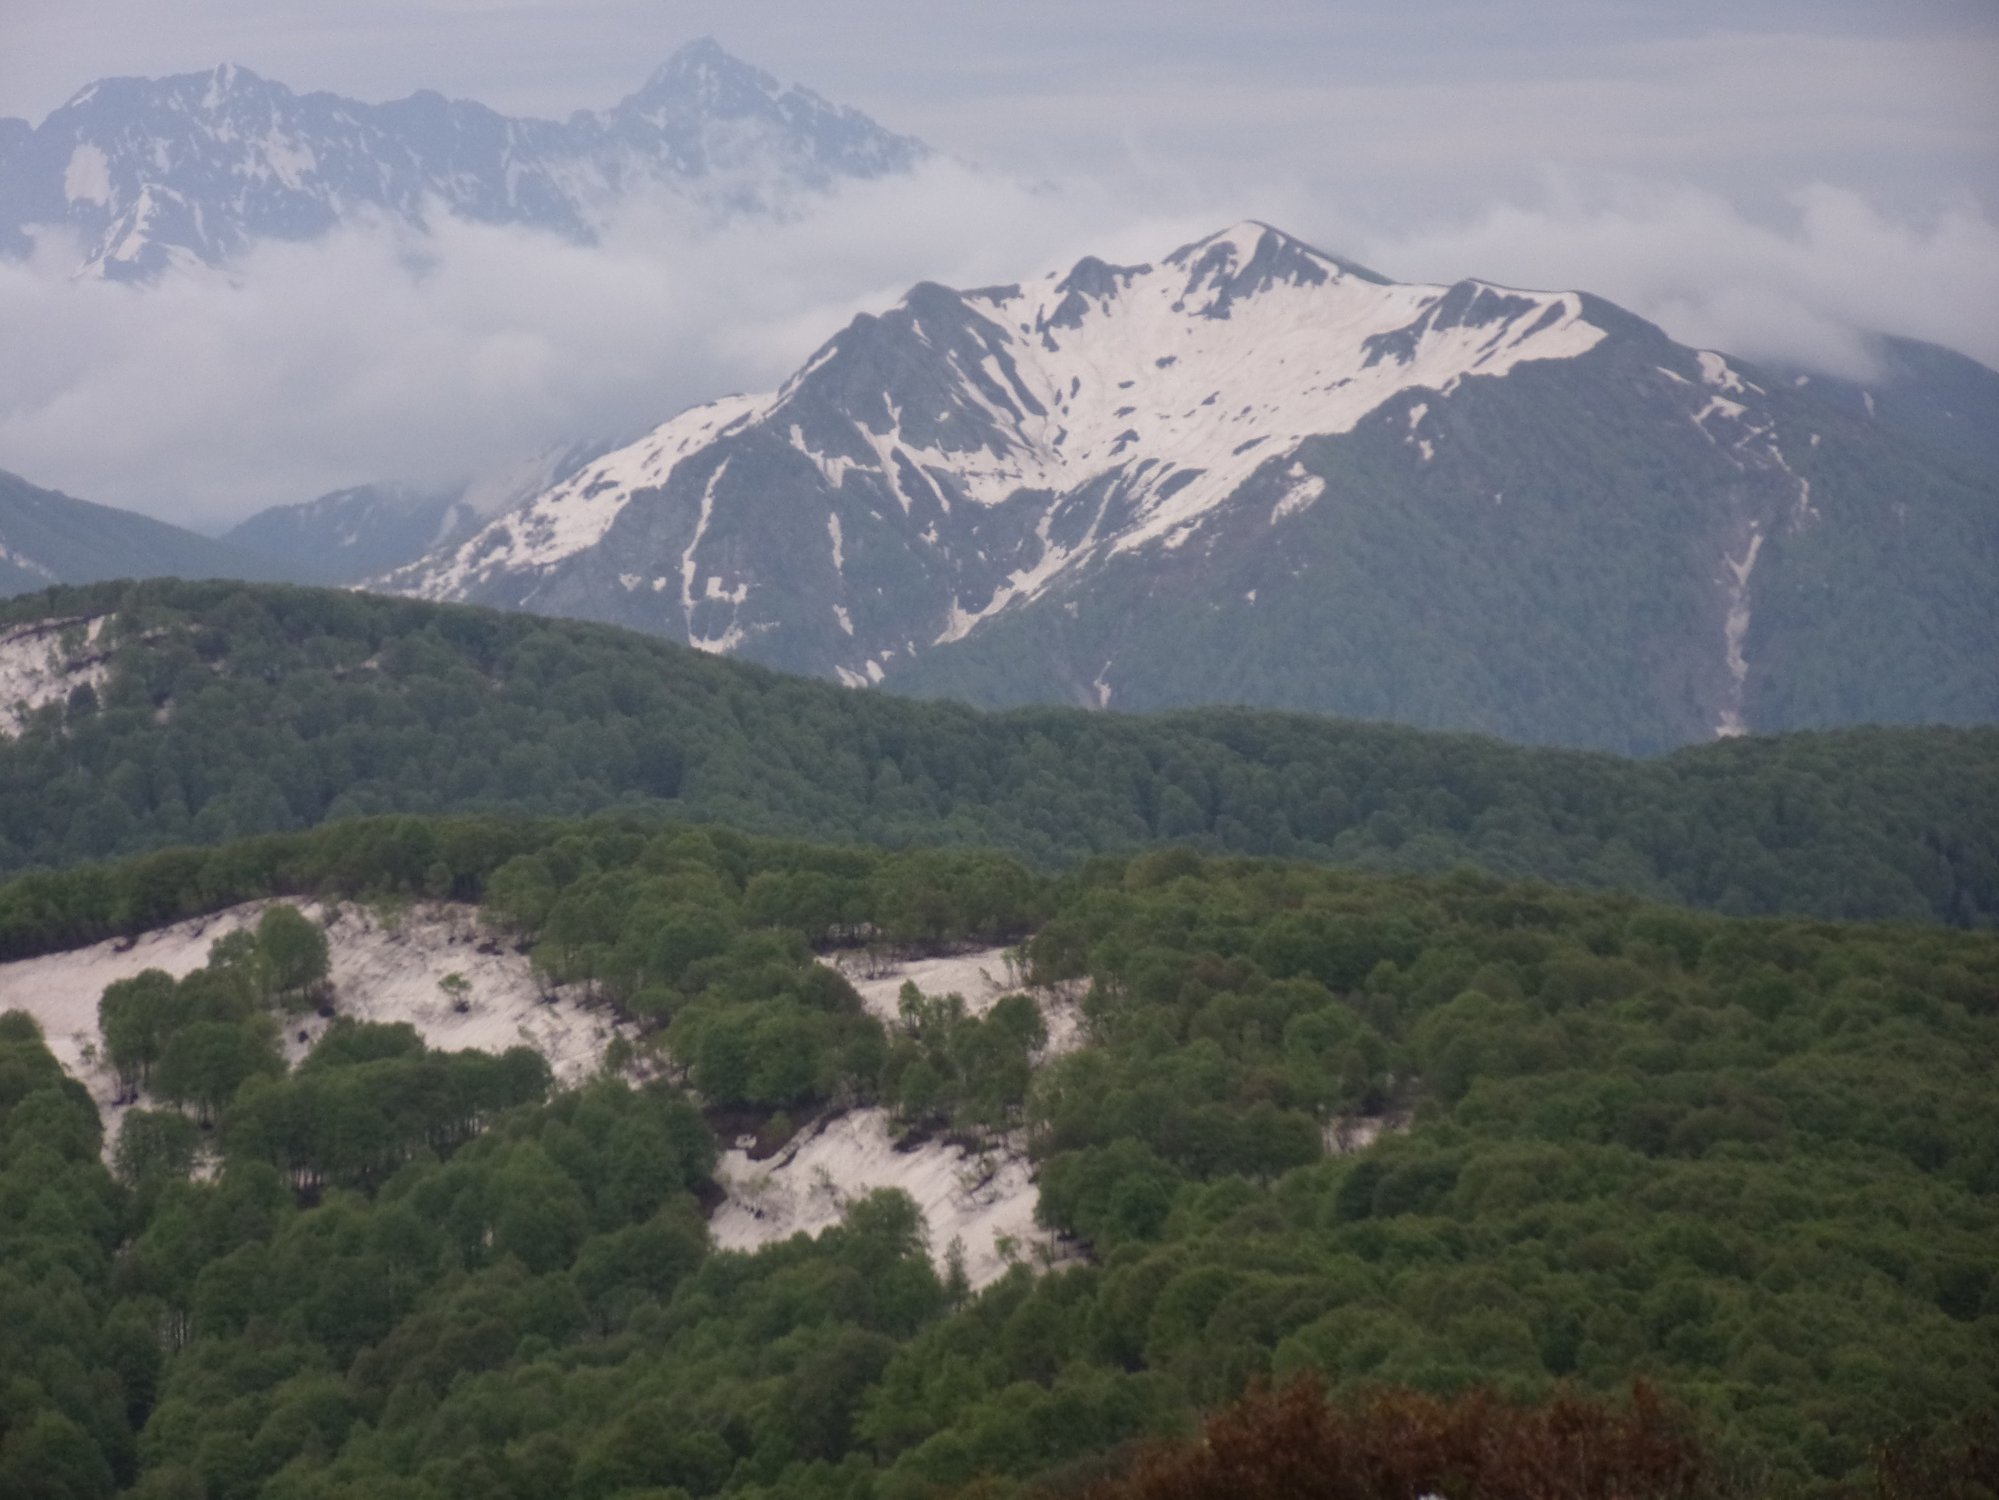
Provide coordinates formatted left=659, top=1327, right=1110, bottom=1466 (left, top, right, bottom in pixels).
left=0, top=38, right=927, bottom=277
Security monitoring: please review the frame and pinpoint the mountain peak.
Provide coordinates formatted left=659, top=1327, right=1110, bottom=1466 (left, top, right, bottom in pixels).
left=7, top=45, right=930, bottom=276
left=664, top=36, right=744, bottom=70
left=632, top=37, right=780, bottom=108
left=178, top=61, right=273, bottom=105
left=50, top=62, right=270, bottom=119
left=1167, top=219, right=1295, bottom=265
left=1167, top=221, right=1390, bottom=311
left=1163, top=221, right=1333, bottom=319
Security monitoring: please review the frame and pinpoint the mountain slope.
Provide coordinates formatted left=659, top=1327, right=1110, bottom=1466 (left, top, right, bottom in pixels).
left=0, top=38, right=927, bottom=277
left=1781, top=335, right=1999, bottom=482
left=2, top=578, right=1994, bottom=927
left=0, top=469, right=304, bottom=595
left=224, top=483, right=469, bottom=587
left=223, top=442, right=608, bottom=586
left=381, top=221, right=1999, bottom=754
left=1, top=823, right=1992, bottom=1495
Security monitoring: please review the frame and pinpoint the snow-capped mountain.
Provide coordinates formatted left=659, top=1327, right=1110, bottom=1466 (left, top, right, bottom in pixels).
left=377, top=221, right=1999, bottom=753
left=0, top=38, right=927, bottom=277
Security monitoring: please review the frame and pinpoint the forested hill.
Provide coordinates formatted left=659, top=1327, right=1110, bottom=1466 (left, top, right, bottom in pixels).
left=2, top=821, right=1995, bottom=1494
left=2, top=577, right=1993, bottom=926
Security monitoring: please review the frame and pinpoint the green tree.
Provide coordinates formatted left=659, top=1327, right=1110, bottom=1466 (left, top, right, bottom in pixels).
left=99, top=968, right=181, bottom=1094
left=257, top=905, right=330, bottom=1006
left=155, top=1018, right=282, bottom=1125
left=115, top=1108, right=201, bottom=1193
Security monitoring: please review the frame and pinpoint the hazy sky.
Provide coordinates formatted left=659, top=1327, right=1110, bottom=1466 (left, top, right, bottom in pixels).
left=3, top=1, right=1996, bottom=525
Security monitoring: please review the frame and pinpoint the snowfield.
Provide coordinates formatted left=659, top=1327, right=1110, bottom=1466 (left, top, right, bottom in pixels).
left=386, top=221, right=1609, bottom=653
left=0, top=614, right=114, bottom=737
left=708, top=945, right=1090, bottom=1285
left=386, top=394, right=760, bottom=603
left=0, top=920, right=1089, bottom=1284
left=3, top=907, right=1402, bottom=1284
left=711, top=1107, right=1067, bottom=1290
left=0, top=899, right=616, bottom=1150
left=824, top=944, right=1087, bottom=1057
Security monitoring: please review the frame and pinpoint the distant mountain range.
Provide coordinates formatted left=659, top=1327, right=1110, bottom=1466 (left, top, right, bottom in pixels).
left=0, top=469, right=297, bottom=596
left=221, top=442, right=609, bottom=586
left=378, top=220, right=1999, bottom=754
left=0, top=38, right=927, bottom=277
left=0, top=440, right=617, bottom=597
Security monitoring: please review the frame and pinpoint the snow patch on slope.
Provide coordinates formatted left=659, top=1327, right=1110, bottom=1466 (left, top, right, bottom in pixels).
left=711, top=1109, right=1066, bottom=1289
left=1715, top=526, right=1765, bottom=738
left=681, top=457, right=749, bottom=653
left=713, top=944, right=1085, bottom=1287
left=0, top=899, right=616, bottom=1151
left=0, top=615, right=113, bottom=737
left=389, top=395, right=758, bottom=600
left=1271, top=464, right=1326, bottom=524
left=826, top=945, right=1085, bottom=1057
left=1697, top=351, right=1748, bottom=394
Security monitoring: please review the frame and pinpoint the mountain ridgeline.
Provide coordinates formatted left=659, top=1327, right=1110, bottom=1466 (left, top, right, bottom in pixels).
left=0, top=38, right=927, bottom=277
left=383, top=221, right=1999, bottom=755
left=1, top=578, right=1992, bottom=927
left=0, top=468, right=300, bottom=598
left=220, top=443, right=613, bottom=587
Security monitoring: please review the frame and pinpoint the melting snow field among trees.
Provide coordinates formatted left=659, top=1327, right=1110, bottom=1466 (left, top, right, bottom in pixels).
left=0, top=612, right=112, bottom=736
left=0, top=899, right=617, bottom=1151
left=709, top=946, right=1085, bottom=1289
left=0, top=909, right=1080, bottom=1283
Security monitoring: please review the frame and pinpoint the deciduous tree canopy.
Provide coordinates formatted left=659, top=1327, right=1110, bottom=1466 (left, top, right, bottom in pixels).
left=2, top=579, right=1993, bottom=927
left=1, top=822, right=1992, bottom=1495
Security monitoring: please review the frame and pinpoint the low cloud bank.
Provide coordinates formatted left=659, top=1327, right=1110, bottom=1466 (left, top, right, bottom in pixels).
left=0, top=164, right=1214, bottom=529
left=0, top=168, right=1992, bottom=530
left=1352, top=179, right=1999, bottom=381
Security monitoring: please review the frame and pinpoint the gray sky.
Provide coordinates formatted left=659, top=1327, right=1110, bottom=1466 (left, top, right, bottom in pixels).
left=3, top=1, right=1997, bottom=525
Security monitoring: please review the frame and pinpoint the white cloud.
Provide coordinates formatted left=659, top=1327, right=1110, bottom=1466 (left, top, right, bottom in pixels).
left=1, top=163, right=1993, bottom=535
left=0, top=165, right=1216, bottom=529
left=1350, top=179, right=1999, bottom=378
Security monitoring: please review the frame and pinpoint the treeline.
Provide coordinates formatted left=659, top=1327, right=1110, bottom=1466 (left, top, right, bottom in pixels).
left=2, top=820, right=1995, bottom=1495
left=0, top=811, right=1036, bottom=968
left=0, top=578, right=1994, bottom=925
